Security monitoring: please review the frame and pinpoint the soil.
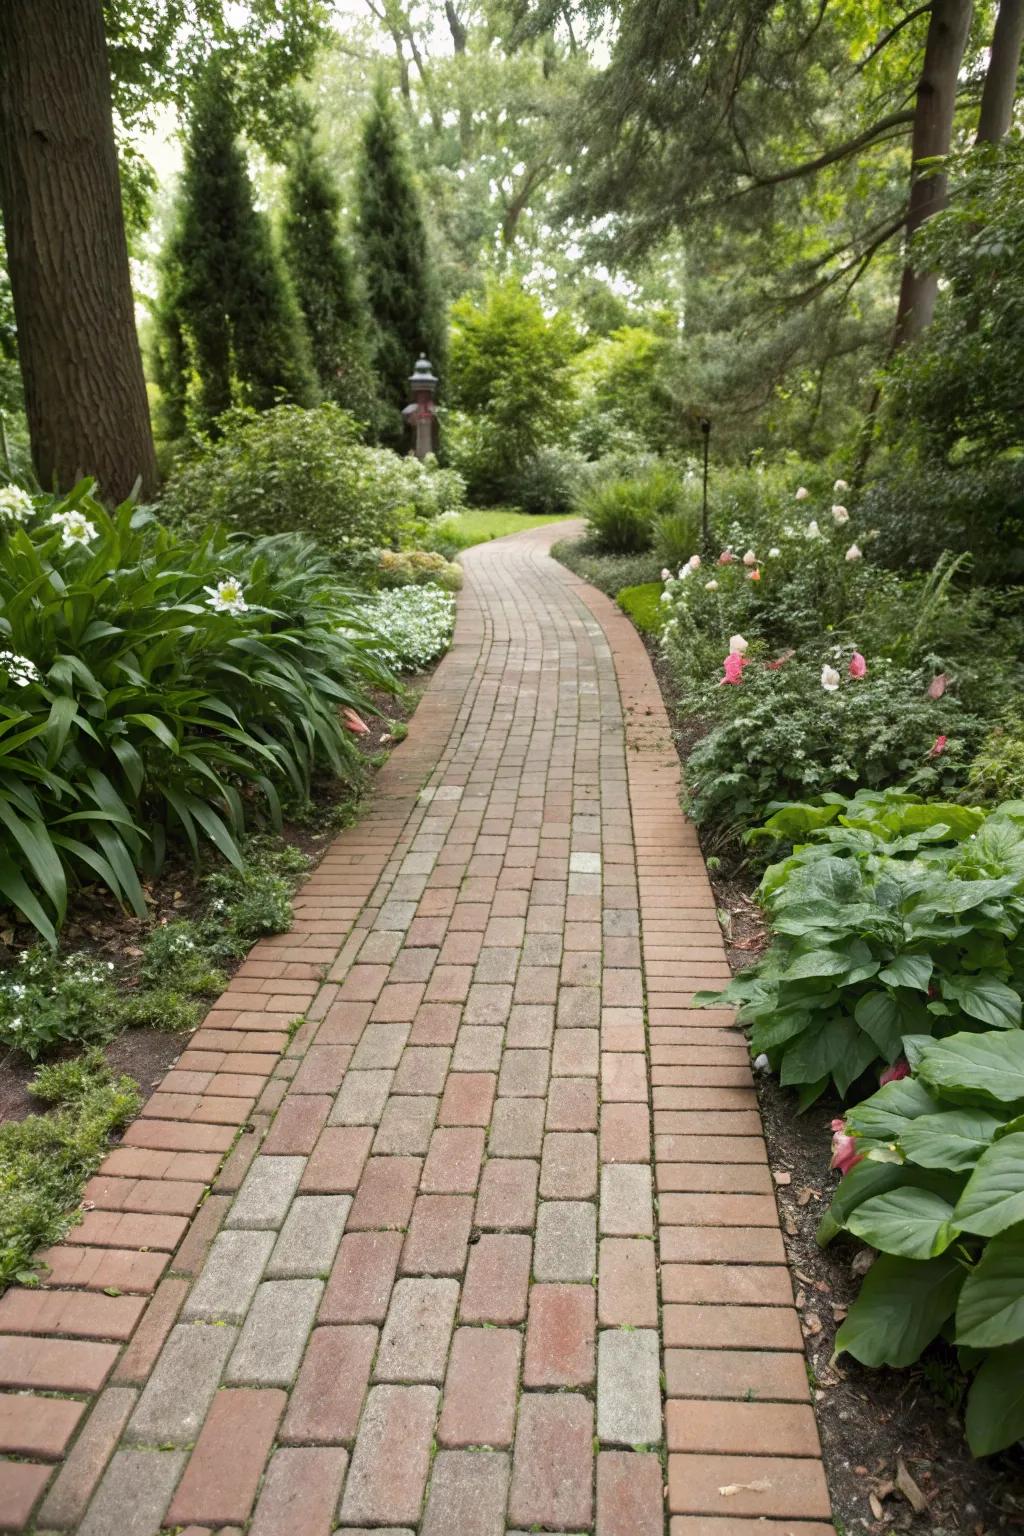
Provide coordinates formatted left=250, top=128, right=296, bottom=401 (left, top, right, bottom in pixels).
left=642, top=625, right=1024, bottom=1535
left=0, top=672, right=432, bottom=1127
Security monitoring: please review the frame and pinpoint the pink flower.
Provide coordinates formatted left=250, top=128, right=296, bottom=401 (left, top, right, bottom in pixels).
left=343, top=708, right=370, bottom=735
left=720, top=652, right=748, bottom=686
left=880, top=1059, right=910, bottom=1086
left=929, top=734, right=948, bottom=758
left=928, top=673, right=948, bottom=700
left=848, top=651, right=867, bottom=679
left=718, top=549, right=736, bottom=565
left=830, top=1118, right=863, bottom=1176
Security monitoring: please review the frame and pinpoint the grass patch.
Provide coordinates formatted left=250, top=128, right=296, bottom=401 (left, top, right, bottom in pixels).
left=436, top=507, right=571, bottom=550
left=617, top=582, right=665, bottom=636
left=551, top=535, right=662, bottom=596
left=0, top=1052, right=141, bottom=1289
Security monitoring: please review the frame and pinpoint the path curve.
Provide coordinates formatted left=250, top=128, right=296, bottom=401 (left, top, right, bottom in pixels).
left=0, top=521, right=834, bottom=1534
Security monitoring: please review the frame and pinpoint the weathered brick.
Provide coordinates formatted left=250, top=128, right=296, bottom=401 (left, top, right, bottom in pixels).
left=374, top=1277, right=458, bottom=1383
left=460, top=1232, right=531, bottom=1324
left=125, top=1321, right=237, bottom=1445
left=0, top=1335, right=118, bottom=1394
left=598, top=1238, right=658, bottom=1326
left=77, top=1449, right=186, bottom=1536
left=437, top=1327, right=520, bottom=1447
left=165, top=1387, right=285, bottom=1526
left=225, top=1279, right=322, bottom=1386
left=524, top=1283, right=595, bottom=1387
left=299, top=1125, right=374, bottom=1193
left=249, top=1445, right=349, bottom=1536
left=401, top=1194, right=473, bottom=1276
left=420, top=1449, right=510, bottom=1536
left=339, top=1384, right=439, bottom=1525
left=281, top=1324, right=376, bottom=1444
left=533, top=1199, right=596, bottom=1282
left=267, top=1195, right=350, bottom=1278
left=667, top=1453, right=831, bottom=1519
left=475, top=1157, right=538, bottom=1229
left=597, top=1328, right=662, bottom=1445
left=320, top=1229, right=403, bottom=1324
left=347, top=1156, right=421, bottom=1229
left=181, top=1229, right=275, bottom=1323
left=508, top=1392, right=593, bottom=1530
left=421, top=1126, right=486, bottom=1193
left=597, top=1450, right=664, bottom=1536
left=225, top=1155, right=305, bottom=1231
left=600, top=1162, right=654, bottom=1235
left=35, top=1385, right=136, bottom=1529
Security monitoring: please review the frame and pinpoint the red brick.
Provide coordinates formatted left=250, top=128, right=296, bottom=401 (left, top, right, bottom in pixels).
left=0, top=1392, right=84, bottom=1458
left=35, top=1245, right=167, bottom=1294
left=320, top=1231, right=403, bottom=1323
left=372, top=982, right=427, bottom=1021
left=401, top=1195, right=473, bottom=1276
left=601, top=1102, right=651, bottom=1162
left=66, top=1209, right=187, bottom=1251
left=171, top=1192, right=231, bottom=1276
left=347, top=1156, right=421, bottom=1229
left=659, top=1227, right=785, bottom=1264
left=668, top=1453, right=831, bottom=1519
left=666, top=1400, right=821, bottom=1457
left=281, top=1325, right=376, bottom=1444
left=437, top=1326, right=520, bottom=1447
left=664, top=1348, right=809, bottom=1402
left=262, top=1094, right=332, bottom=1154
left=81, top=1174, right=204, bottom=1216
left=421, top=1127, right=486, bottom=1193
left=546, top=1077, right=598, bottom=1130
left=661, top=1264, right=793, bottom=1306
left=0, top=1461, right=50, bottom=1530
left=111, top=1277, right=189, bottom=1385
left=601, top=1052, right=648, bottom=1102
left=670, top=1521, right=835, bottom=1536
left=597, top=1450, right=664, bottom=1536
left=0, top=1288, right=144, bottom=1340
left=523, top=1284, right=595, bottom=1387
left=438, top=1072, right=496, bottom=1126
left=299, top=1125, right=374, bottom=1193
left=460, top=1233, right=531, bottom=1324
left=0, top=1335, right=117, bottom=1392
left=598, top=1238, right=658, bottom=1326
left=660, top=1192, right=779, bottom=1227
left=509, top=1391, right=593, bottom=1529
left=409, top=1002, right=462, bottom=1044
left=475, top=1158, right=538, bottom=1229
left=290, top=1045, right=351, bottom=1095
left=166, top=1388, right=285, bottom=1525
left=249, top=1446, right=348, bottom=1536
left=99, top=1147, right=220, bottom=1182
left=34, top=1385, right=136, bottom=1530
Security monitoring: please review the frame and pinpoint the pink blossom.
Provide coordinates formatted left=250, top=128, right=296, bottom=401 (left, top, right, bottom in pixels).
left=880, top=1059, right=910, bottom=1086
left=848, top=651, right=867, bottom=679
left=929, top=734, right=948, bottom=758
left=720, top=652, right=748, bottom=686
left=928, top=673, right=948, bottom=700
left=343, top=708, right=370, bottom=735
left=718, top=549, right=736, bottom=565
left=830, top=1118, right=863, bottom=1176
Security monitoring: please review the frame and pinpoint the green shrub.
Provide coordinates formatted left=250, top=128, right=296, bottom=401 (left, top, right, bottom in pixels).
left=360, top=585, right=457, bottom=672
left=580, top=463, right=686, bottom=554
left=860, top=456, right=1024, bottom=583
left=653, top=508, right=702, bottom=571
left=0, top=482, right=392, bottom=943
left=550, top=536, right=662, bottom=596
left=965, top=718, right=1024, bottom=805
left=517, top=445, right=587, bottom=516
left=377, top=548, right=463, bottom=592
left=701, top=793, right=1022, bottom=1105
left=819, top=1028, right=1024, bottom=1456
left=159, top=405, right=467, bottom=575
left=1, top=1051, right=140, bottom=1290
left=0, top=950, right=119, bottom=1060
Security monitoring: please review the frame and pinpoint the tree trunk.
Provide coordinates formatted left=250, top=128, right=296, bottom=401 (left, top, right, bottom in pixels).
left=893, top=0, right=974, bottom=346
left=976, top=0, right=1024, bottom=142
left=0, top=0, right=157, bottom=502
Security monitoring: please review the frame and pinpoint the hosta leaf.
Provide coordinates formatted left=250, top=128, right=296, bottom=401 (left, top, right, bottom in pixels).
left=918, top=1032, right=1024, bottom=1107
left=854, top=991, right=903, bottom=1058
left=964, top=1341, right=1024, bottom=1455
left=900, top=1109, right=1003, bottom=1173
left=940, top=972, right=1022, bottom=1030
left=835, top=1251, right=964, bottom=1367
left=779, top=1014, right=875, bottom=1095
left=845, top=1077, right=939, bottom=1142
left=781, top=949, right=851, bottom=980
left=956, top=1224, right=1024, bottom=1348
left=953, top=1134, right=1024, bottom=1237
left=878, top=954, right=934, bottom=992
left=846, top=1188, right=958, bottom=1260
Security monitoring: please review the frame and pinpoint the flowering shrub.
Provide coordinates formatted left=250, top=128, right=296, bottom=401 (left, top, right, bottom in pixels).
left=377, top=548, right=463, bottom=592
left=0, top=949, right=119, bottom=1060
left=700, top=793, right=1024, bottom=1104
left=360, top=584, right=457, bottom=672
left=818, top=1029, right=1024, bottom=1456
left=0, top=482, right=393, bottom=943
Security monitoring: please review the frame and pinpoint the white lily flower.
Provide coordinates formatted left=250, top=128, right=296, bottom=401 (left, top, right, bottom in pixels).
left=704, top=579, right=718, bottom=590
left=204, top=578, right=249, bottom=616
left=805, top=520, right=820, bottom=539
left=795, top=486, right=809, bottom=501
left=742, top=549, right=757, bottom=566
left=661, top=568, right=672, bottom=581
left=768, top=547, right=781, bottom=558
left=689, top=554, right=701, bottom=569
left=50, top=509, right=98, bottom=548
left=0, top=485, right=34, bottom=525
left=834, top=478, right=849, bottom=493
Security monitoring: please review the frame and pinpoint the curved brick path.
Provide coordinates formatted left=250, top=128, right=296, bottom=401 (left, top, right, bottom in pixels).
left=0, top=523, right=833, bottom=1534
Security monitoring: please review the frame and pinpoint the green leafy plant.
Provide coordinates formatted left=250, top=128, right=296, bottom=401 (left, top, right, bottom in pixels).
left=0, top=949, right=119, bottom=1060
left=966, top=719, right=1024, bottom=806
left=579, top=463, right=685, bottom=555
left=359, top=584, right=456, bottom=672
left=377, top=549, right=463, bottom=592
left=819, top=1029, right=1024, bottom=1456
left=700, top=796, right=1024, bottom=1104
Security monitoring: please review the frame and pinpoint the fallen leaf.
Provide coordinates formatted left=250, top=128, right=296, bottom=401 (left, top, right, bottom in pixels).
left=852, top=1247, right=877, bottom=1276
left=895, top=1458, right=927, bottom=1514
left=784, top=1215, right=798, bottom=1236
left=719, top=1480, right=772, bottom=1497
left=796, top=1186, right=820, bottom=1206
left=832, top=1304, right=848, bottom=1322
left=795, top=1270, right=815, bottom=1285
left=870, top=1493, right=885, bottom=1520
left=802, top=1313, right=823, bottom=1336
left=794, top=1288, right=807, bottom=1309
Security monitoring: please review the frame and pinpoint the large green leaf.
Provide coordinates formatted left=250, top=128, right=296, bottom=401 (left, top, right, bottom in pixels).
left=956, top=1225, right=1024, bottom=1349
left=900, top=1109, right=1003, bottom=1173
left=964, top=1341, right=1024, bottom=1456
left=854, top=991, right=904, bottom=1059
left=940, top=972, right=1022, bottom=1030
left=835, top=1251, right=965, bottom=1367
left=953, top=1134, right=1024, bottom=1237
left=918, top=1032, right=1024, bottom=1106
left=780, top=1014, right=876, bottom=1095
left=782, top=949, right=852, bottom=980
left=877, top=954, right=934, bottom=992
left=847, top=1187, right=959, bottom=1260
left=845, top=1076, right=939, bottom=1143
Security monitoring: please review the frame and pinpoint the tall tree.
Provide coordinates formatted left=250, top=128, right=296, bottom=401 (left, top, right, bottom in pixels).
left=281, top=101, right=381, bottom=429
left=0, top=0, right=157, bottom=500
left=354, top=75, right=447, bottom=442
left=155, top=62, right=318, bottom=441
left=976, top=0, right=1024, bottom=141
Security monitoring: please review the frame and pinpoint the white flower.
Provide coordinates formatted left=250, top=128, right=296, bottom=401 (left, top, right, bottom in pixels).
left=782, top=524, right=795, bottom=537
left=689, top=554, right=701, bottom=570
left=805, top=520, right=820, bottom=539
left=660, top=591, right=672, bottom=604
left=0, top=485, right=34, bottom=527
left=729, top=634, right=748, bottom=655
left=845, top=543, right=863, bottom=563
left=661, top=568, right=671, bottom=581
left=795, top=486, right=809, bottom=501
left=0, top=649, right=39, bottom=687
left=742, top=549, right=757, bottom=566
left=704, top=579, right=719, bottom=591
left=831, top=504, right=849, bottom=525
left=768, top=547, right=781, bottom=558
left=679, top=564, right=692, bottom=580
left=204, top=578, right=248, bottom=616
left=50, top=509, right=97, bottom=548
left=834, top=478, right=849, bottom=493
left=821, top=665, right=841, bottom=692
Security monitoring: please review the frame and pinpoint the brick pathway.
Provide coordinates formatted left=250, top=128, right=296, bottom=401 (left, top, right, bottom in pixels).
left=0, top=522, right=834, bottom=1534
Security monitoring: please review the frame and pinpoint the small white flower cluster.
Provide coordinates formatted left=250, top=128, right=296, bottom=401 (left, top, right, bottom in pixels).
left=0, top=484, right=34, bottom=528
left=50, top=508, right=98, bottom=548
left=361, top=583, right=456, bottom=672
left=0, top=649, right=39, bottom=688
left=204, top=578, right=248, bottom=616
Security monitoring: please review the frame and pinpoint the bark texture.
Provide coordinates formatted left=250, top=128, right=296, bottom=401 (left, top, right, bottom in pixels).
left=0, top=0, right=158, bottom=500
left=894, top=0, right=974, bottom=345
left=976, top=0, right=1024, bottom=142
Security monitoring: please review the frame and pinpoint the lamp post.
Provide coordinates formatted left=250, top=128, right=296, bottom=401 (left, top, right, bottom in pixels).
left=700, top=415, right=712, bottom=552
left=402, top=355, right=439, bottom=459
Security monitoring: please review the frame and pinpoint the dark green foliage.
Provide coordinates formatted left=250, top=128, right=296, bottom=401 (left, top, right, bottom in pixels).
left=154, top=61, right=318, bottom=441
left=860, top=457, right=1024, bottom=583
left=517, top=446, right=587, bottom=516
left=579, top=463, right=685, bottom=555
left=281, top=101, right=381, bottom=430
left=550, top=536, right=662, bottom=596
left=616, top=582, right=664, bottom=636
left=355, top=77, right=446, bottom=445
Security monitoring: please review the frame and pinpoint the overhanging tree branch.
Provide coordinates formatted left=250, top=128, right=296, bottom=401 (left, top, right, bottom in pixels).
left=737, top=108, right=916, bottom=194
left=854, top=3, right=934, bottom=74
